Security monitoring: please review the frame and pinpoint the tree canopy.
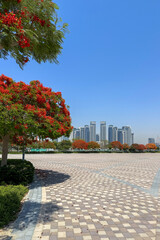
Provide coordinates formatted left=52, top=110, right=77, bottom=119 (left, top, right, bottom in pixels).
left=57, top=140, right=72, bottom=150
left=0, top=0, right=67, bottom=68
left=0, top=74, right=72, bottom=165
left=146, top=143, right=157, bottom=150
left=88, top=141, right=100, bottom=149
left=111, top=141, right=123, bottom=150
left=72, top=140, right=88, bottom=150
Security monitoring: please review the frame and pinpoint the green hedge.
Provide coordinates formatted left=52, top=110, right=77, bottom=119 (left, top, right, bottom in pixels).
left=0, top=159, right=35, bottom=185
left=0, top=185, right=28, bottom=228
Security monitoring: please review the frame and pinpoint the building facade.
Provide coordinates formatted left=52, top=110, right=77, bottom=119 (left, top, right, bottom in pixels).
left=108, top=125, right=113, bottom=143
left=122, top=126, right=132, bottom=145
left=74, top=128, right=80, bottom=139
left=118, top=129, right=124, bottom=144
left=84, top=125, right=90, bottom=143
left=100, top=121, right=106, bottom=141
left=80, top=127, right=85, bottom=140
left=131, top=133, right=134, bottom=144
left=113, top=127, right=118, bottom=141
left=96, top=134, right=100, bottom=142
left=148, top=138, right=155, bottom=144
left=90, top=121, right=96, bottom=142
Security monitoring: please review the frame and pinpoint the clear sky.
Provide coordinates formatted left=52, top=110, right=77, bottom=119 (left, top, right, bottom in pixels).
left=1, top=0, right=160, bottom=144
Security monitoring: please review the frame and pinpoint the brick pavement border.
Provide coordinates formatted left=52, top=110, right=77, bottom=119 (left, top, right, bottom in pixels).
left=11, top=176, right=42, bottom=240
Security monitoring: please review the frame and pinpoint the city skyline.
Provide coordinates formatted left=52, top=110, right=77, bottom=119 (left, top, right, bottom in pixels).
left=72, top=121, right=135, bottom=145
left=72, top=121, right=158, bottom=145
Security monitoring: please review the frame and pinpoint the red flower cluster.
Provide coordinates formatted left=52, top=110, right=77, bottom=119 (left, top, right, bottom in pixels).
left=32, top=15, right=46, bottom=26
left=0, top=12, right=22, bottom=29
left=18, top=34, right=30, bottom=48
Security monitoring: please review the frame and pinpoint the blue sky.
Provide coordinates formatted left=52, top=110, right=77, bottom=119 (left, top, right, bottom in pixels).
left=1, top=0, right=160, bottom=144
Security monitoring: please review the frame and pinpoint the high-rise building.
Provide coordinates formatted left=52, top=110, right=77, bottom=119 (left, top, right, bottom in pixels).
left=108, top=125, right=113, bottom=143
left=73, top=128, right=76, bottom=140
left=131, top=133, right=134, bottom=144
left=69, top=130, right=74, bottom=141
left=84, top=125, right=90, bottom=143
left=73, top=128, right=80, bottom=139
left=100, top=121, right=106, bottom=141
left=118, top=129, right=124, bottom=144
left=90, top=121, right=96, bottom=142
left=122, top=126, right=132, bottom=145
left=80, top=127, right=85, bottom=140
left=75, top=128, right=80, bottom=139
left=148, top=138, right=155, bottom=144
left=113, top=127, right=118, bottom=141
left=96, top=134, right=100, bottom=142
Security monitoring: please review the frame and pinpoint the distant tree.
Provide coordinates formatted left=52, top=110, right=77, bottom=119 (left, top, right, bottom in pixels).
left=58, top=140, right=72, bottom=150
left=130, top=144, right=139, bottom=152
left=123, top=143, right=130, bottom=150
left=0, top=75, right=72, bottom=166
left=72, top=140, right=88, bottom=150
left=107, top=143, right=112, bottom=149
left=137, top=144, right=146, bottom=152
left=88, top=141, right=100, bottom=149
left=41, top=140, right=56, bottom=149
left=0, top=0, right=68, bottom=68
left=111, top=141, right=123, bottom=150
left=130, top=144, right=146, bottom=152
left=146, top=143, right=157, bottom=150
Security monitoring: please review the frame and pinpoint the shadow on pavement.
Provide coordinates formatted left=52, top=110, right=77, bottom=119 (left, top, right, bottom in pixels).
left=33, top=168, right=71, bottom=187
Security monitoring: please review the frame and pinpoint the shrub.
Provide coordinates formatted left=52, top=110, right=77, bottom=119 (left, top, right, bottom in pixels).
left=0, top=159, right=35, bottom=185
left=0, top=185, right=28, bottom=228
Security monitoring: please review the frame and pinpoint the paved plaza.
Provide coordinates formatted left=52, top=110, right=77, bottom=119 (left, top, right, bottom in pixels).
left=1, top=153, right=160, bottom=240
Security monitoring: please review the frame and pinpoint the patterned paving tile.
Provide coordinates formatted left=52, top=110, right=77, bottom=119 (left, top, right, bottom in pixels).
left=4, top=153, right=160, bottom=239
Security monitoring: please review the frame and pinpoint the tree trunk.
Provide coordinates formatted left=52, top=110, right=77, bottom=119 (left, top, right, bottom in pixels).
left=22, top=142, right=25, bottom=160
left=1, top=135, right=9, bottom=167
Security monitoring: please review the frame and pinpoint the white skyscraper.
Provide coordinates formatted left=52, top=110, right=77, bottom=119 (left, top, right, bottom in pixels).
left=122, top=126, right=132, bottom=145
left=100, top=121, right=106, bottom=141
left=90, top=121, right=96, bottom=142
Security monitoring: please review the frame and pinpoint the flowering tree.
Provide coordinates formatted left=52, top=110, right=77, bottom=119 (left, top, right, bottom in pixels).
left=88, top=141, right=100, bottom=149
left=146, top=143, right=157, bottom=150
left=122, top=143, right=129, bottom=150
left=72, top=140, right=88, bottom=150
left=0, top=75, right=72, bottom=166
left=130, top=144, right=146, bottom=152
left=111, top=141, right=123, bottom=150
left=0, top=0, right=67, bottom=68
